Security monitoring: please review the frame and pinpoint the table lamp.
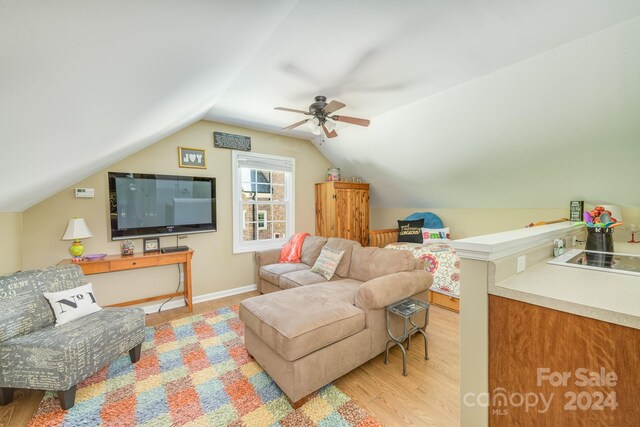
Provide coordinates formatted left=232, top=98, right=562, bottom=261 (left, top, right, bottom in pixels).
left=62, top=218, right=93, bottom=258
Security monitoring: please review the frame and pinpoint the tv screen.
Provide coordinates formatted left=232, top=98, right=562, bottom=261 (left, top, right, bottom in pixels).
left=108, top=172, right=216, bottom=240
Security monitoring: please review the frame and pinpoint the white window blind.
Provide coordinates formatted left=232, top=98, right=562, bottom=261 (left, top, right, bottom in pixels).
left=235, top=154, right=294, bottom=173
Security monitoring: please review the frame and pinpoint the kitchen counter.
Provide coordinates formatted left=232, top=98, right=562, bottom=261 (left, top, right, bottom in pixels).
left=490, top=243, right=640, bottom=329
left=454, top=224, right=640, bottom=426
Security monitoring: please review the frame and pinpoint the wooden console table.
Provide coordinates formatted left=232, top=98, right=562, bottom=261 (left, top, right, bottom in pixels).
left=59, top=249, right=194, bottom=312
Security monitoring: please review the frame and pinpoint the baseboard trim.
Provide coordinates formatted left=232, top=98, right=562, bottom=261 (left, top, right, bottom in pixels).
left=141, top=284, right=258, bottom=314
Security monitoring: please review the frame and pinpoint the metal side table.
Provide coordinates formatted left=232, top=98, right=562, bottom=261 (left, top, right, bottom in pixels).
left=384, top=297, right=430, bottom=376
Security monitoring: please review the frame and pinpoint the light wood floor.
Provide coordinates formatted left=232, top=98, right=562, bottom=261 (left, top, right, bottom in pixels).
left=0, top=291, right=459, bottom=427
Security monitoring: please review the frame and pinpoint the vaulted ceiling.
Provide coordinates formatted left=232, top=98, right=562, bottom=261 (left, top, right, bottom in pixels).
left=2, top=1, right=640, bottom=211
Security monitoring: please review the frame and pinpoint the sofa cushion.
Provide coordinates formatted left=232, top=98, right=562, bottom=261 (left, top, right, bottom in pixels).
left=279, top=269, right=334, bottom=290
left=311, top=280, right=363, bottom=304
left=348, top=246, right=416, bottom=282
left=325, top=238, right=361, bottom=278
left=259, top=263, right=310, bottom=287
left=300, top=236, right=328, bottom=266
left=240, top=288, right=365, bottom=361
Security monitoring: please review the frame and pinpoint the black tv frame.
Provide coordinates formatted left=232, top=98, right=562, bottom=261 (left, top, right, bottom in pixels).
left=108, top=172, right=216, bottom=240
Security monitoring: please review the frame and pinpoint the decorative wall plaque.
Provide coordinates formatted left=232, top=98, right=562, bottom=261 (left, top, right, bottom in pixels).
left=213, top=131, right=251, bottom=151
left=178, top=147, right=206, bottom=169
left=570, top=201, right=584, bottom=222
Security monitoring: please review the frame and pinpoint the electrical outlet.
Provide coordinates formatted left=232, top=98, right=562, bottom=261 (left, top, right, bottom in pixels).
left=517, top=255, right=526, bottom=273
left=179, top=271, right=184, bottom=283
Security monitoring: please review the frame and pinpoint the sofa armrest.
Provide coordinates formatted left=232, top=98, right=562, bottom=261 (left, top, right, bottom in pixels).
left=255, top=248, right=282, bottom=267
left=355, top=270, right=432, bottom=311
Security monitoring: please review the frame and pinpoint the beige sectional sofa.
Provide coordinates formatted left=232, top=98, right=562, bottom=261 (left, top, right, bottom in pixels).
left=240, top=236, right=433, bottom=404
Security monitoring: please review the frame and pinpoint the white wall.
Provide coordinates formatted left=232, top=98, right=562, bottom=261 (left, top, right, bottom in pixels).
left=320, top=16, right=640, bottom=210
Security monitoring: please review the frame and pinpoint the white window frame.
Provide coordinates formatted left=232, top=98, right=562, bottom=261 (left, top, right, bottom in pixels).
left=232, top=151, right=295, bottom=254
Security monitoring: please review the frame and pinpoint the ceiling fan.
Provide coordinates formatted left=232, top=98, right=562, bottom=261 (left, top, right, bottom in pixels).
left=275, top=95, right=370, bottom=138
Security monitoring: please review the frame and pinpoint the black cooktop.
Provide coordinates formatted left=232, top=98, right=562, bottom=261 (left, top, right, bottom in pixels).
left=566, top=250, right=640, bottom=273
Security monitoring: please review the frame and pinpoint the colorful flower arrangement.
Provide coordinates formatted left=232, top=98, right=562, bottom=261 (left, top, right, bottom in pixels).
left=575, top=205, right=623, bottom=229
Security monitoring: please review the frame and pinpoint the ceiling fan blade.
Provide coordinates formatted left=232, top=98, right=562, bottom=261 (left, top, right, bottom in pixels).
left=324, top=100, right=346, bottom=114
left=332, top=115, right=370, bottom=127
left=282, top=119, right=308, bottom=130
left=322, top=124, right=338, bottom=138
left=275, top=107, right=311, bottom=114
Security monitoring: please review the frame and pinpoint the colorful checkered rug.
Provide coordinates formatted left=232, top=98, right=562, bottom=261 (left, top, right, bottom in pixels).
left=28, top=306, right=381, bottom=426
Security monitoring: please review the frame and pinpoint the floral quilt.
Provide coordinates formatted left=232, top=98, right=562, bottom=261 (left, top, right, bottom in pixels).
left=386, top=242, right=460, bottom=298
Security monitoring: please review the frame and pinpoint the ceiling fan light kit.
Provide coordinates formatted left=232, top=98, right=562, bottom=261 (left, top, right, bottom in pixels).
left=306, top=117, right=320, bottom=129
left=324, top=119, right=336, bottom=132
left=275, top=95, right=370, bottom=139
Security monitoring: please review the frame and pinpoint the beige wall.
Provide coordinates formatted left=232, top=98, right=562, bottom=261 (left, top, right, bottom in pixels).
left=372, top=207, right=640, bottom=241
left=22, top=120, right=330, bottom=306
left=371, top=207, right=567, bottom=239
left=0, top=212, right=23, bottom=275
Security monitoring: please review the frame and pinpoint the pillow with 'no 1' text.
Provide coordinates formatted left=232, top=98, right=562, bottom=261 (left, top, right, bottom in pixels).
left=43, top=283, right=102, bottom=326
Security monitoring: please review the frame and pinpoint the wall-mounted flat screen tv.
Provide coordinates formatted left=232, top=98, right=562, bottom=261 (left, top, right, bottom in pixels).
left=108, top=172, right=216, bottom=240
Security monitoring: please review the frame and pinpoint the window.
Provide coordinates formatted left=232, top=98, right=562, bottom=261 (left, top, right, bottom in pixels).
left=256, top=210, right=268, bottom=230
left=232, top=151, right=295, bottom=253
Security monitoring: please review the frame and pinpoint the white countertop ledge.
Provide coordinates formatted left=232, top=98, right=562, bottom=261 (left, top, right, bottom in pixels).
left=491, top=260, right=640, bottom=329
left=452, top=222, right=578, bottom=261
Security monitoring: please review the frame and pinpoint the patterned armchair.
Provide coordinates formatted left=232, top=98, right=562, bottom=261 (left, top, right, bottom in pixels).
left=0, top=265, right=145, bottom=409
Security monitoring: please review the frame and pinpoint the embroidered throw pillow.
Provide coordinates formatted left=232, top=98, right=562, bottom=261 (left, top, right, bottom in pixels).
left=43, top=283, right=102, bottom=326
left=311, top=246, right=345, bottom=280
left=397, top=220, right=423, bottom=243
left=422, top=227, right=451, bottom=243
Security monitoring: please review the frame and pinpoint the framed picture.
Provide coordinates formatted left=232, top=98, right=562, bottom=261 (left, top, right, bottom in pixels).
left=178, top=147, right=206, bottom=169
left=143, top=237, right=160, bottom=253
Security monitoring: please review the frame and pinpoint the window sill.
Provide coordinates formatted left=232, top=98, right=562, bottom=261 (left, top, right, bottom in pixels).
left=233, top=240, right=286, bottom=254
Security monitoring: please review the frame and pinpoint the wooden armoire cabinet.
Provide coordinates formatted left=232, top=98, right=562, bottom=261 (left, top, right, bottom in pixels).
left=315, top=182, right=370, bottom=246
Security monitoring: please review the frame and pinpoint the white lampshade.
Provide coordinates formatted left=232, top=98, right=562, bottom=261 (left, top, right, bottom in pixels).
left=324, top=119, right=336, bottom=132
left=62, top=218, right=93, bottom=241
left=306, top=117, right=320, bottom=130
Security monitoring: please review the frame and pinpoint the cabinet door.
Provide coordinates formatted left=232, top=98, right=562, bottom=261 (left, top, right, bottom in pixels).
left=335, top=189, right=369, bottom=245
left=315, top=184, right=336, bottom=237
left=356, top=189, right=370, bottom=245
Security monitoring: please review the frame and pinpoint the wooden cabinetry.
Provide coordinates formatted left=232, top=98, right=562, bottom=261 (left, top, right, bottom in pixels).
left=315, top=182, right=370, bottom=246
left=489, top=295, right=639, bottom=425
left=59, top=249, right=194, bottom=311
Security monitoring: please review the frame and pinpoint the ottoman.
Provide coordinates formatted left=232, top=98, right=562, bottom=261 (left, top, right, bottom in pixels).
left=239, top=284, right=372, bottom=405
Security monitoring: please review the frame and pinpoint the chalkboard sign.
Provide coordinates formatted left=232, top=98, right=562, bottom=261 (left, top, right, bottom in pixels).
left=570, top=201, right=584, bottom=222
left=213, top=131, right=251, bottom=151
